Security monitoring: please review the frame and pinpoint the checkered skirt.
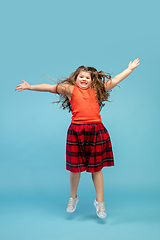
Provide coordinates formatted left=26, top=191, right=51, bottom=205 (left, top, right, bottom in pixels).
left=66, top=123, right=114, bottom=173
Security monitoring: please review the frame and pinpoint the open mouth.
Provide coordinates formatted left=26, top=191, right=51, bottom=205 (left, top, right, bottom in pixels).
left=80, top=81, right=87, bottom=86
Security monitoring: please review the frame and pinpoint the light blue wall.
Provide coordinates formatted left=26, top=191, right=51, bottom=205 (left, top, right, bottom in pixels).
left=0, top=0, right=160, bottom=193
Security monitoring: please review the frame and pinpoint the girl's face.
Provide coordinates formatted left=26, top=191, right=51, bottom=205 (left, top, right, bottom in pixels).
left=75, top=71, right=92, bottom=89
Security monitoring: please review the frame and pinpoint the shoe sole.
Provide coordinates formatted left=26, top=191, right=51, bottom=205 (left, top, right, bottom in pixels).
left=66, top=198, right=79, bottom=213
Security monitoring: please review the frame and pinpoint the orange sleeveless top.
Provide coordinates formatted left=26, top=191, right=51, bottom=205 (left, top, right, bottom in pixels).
left=70, top=86, right=102, bottom=124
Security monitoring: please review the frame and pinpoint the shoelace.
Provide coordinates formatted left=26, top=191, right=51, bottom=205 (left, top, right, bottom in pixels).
left=68, top=197, right=75, bottom=207
left=98, top=202, right=105, bottom=212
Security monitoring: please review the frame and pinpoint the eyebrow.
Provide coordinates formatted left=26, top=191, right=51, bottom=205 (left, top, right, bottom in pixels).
left=79, top=73, right=91, bottom=77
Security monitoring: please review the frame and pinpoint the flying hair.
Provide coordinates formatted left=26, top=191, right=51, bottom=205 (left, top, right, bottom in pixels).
left=52, top=66, right=112, bottom=112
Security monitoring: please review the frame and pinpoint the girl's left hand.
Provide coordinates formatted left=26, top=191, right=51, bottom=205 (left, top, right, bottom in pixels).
left=128, top=58, right=140, bottom=70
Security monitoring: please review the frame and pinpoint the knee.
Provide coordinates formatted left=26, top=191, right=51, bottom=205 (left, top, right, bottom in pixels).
left=92, top=170, right=102, bottom=176
left=70, top=172, right=81, bottom=178
left=92, top=170, right=102, bottom=179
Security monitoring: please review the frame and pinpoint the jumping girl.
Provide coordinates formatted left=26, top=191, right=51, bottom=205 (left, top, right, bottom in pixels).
left=15, top=58, right=140, bottom=219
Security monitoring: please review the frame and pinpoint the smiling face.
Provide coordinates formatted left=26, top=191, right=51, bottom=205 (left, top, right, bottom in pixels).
left=75, top=71, right=92, bottom=89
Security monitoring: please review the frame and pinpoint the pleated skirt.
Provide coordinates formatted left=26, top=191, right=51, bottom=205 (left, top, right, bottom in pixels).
left=66, top=123, right=114, bottom=173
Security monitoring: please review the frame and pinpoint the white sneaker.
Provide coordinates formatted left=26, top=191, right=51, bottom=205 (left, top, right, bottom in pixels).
left=66, top=196, right=79, bottom=213
left=94, top=199, right=107, bottom=219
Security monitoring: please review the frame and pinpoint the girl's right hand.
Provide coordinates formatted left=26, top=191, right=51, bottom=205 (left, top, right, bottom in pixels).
left=15, top=80, right=31, bottom=92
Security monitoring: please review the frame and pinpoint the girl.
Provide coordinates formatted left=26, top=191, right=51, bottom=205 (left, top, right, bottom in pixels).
left=15, top=58, right=140, bottom=219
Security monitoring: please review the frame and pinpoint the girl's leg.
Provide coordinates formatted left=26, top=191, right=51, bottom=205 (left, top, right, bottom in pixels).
left=70, top=172, right=81, bottom=198
left=92, top=170, right=103, bottom=202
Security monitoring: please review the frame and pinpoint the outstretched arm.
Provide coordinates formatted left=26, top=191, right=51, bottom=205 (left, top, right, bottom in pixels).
left=15, top=80, right=68, bottom=94
left=104, top=58, right=140, bottom=92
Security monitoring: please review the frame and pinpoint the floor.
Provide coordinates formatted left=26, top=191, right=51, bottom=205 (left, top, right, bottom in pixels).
left=0, top=187, right=160, bottom=240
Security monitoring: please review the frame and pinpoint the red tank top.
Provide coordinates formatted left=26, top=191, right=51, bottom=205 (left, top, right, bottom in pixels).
left=70, top=86, right=102, bottom=124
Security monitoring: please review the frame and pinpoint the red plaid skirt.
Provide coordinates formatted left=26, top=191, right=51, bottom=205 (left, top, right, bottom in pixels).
left=66, top=123, right=114, bottom=173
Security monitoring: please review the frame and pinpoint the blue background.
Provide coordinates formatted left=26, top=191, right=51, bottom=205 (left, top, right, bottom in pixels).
left=0, top=0, right=160, bottom=239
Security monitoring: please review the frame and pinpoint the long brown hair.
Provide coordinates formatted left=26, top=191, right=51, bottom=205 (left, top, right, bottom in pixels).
left=53, top=66, right=112, bottom=112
